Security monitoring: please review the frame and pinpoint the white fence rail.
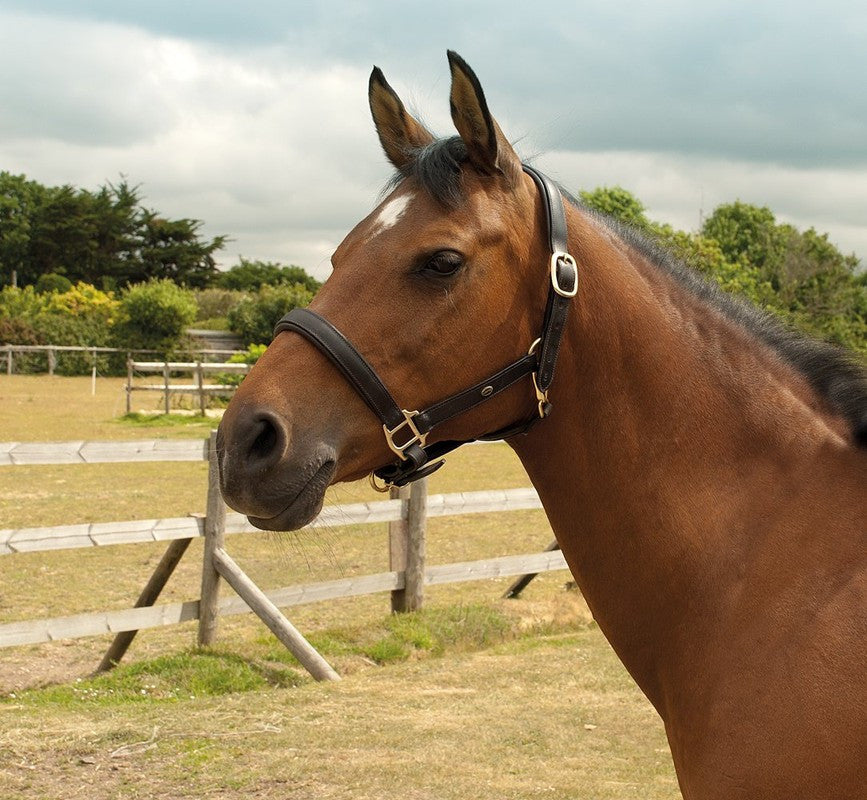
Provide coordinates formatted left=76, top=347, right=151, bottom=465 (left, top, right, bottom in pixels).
left=126, top=360, right=251, bottom=414
left=0, top=437, right=563, bottom=679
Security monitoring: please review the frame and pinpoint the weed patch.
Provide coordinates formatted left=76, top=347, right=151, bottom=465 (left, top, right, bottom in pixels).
left=116, top=412, right=214, bottom=428
left=4, top=649, right=303, bottom=707
left=290, top=604, right=544, bottom=667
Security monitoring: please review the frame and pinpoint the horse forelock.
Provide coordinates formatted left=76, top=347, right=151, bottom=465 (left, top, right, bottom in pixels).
left=384, top=136, right=469, bottom=207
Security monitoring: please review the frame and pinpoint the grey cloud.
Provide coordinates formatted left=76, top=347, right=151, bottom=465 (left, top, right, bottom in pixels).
left=4, top=2, right=867, bottom=166
left=1, top=2, right=865, bottom=272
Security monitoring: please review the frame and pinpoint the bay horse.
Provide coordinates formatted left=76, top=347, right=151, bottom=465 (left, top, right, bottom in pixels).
left=217, top=51, right=867, bottom=799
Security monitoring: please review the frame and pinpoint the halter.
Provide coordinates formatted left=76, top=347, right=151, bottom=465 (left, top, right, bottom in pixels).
left=273, top=165, right=578, bottom=490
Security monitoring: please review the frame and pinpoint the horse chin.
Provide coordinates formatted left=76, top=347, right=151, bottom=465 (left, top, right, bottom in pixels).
left=244, top=455, right=337, bottom=532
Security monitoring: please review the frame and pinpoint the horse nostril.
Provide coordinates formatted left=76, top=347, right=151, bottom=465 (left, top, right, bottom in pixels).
left=251, top=419, right=277, bottom=457
left=245, top=412, right=288, bottom=467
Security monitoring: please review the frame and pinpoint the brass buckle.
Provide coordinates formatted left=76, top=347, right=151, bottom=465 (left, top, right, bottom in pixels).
left=527, top=338, right=549, bottom=419
left=551, top=251, right=578, bottom=298
left=531, top=371, right=549, bottom=419
left=383, top=409, right=427, bottom=460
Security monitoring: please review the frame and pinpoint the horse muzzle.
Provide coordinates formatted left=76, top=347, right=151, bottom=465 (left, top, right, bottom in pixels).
left=216, top=406, right=337, bottom=531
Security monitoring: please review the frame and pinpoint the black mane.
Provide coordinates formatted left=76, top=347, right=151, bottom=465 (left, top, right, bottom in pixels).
left=596, top=213, right=867, bottom=447
left=394, top=138, right=867, bottom=446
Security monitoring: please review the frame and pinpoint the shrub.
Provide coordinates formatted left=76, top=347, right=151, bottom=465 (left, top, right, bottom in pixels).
left=0, top=316, right=42, bottom=345
left=214, top=343, right=267, bottom=387
left=42, top=282, right=119, bottom=324
left=192, top=287, right=246, bottom=322
left=0, top=316, right=45, bottom=372
left=215, top=258, right=321, bottom=293
left=0, top=282, right=120, bottom=373
left=115, top=278, right=198, bottom=353
left=0, top=285, right=45, bottom=321
left=227, top=283, right=313, bottom=346
left=34, top=273, right=73, bottom=294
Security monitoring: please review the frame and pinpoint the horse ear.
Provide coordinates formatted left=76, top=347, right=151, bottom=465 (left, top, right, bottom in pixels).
left=447, top=50, right=521, bottom=181
left=369, top=67, right=434, bottom=170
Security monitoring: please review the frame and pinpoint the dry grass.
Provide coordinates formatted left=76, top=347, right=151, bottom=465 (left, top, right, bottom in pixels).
left=0, top=630, right=678, bottom=799
left=0, top=374, right=679, bottom=798
left=0, top=374, right=214, bottom=441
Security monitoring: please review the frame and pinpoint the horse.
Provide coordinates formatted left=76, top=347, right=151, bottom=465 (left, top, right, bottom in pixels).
left=217, top=51, right=867, bottom=799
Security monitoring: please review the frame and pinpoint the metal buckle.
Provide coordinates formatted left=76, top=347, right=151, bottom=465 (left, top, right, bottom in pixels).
left=550, top=252, right=578, bottom=298
left=383, top=409, right=427, bottom=459
left=531, top=371, right=549, bottom=419
left=526, top=338, right=548, bottom=418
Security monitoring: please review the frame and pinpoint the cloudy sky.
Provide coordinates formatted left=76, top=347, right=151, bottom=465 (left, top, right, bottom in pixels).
left=2, top=1, right=866, bottom=278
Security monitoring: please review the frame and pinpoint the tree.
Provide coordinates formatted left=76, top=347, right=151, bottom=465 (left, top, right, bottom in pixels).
left=0, top=172, right=226, bottom=289
left=0, top=173, right=44, bottom=286
left=579, top=186, right=650, bottom=229
left=702, top=201, right=866, bottom=353
left=215, top=258, right=321, bottom=293
left=137, top=212, right=225, bottom=288
left=701, top=201, right=782, bottom=271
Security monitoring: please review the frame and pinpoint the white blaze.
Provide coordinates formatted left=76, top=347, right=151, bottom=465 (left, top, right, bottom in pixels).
left=368, top=194, right=412, bottom=238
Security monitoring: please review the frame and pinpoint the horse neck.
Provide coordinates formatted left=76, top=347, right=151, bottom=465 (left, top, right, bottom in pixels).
left=510, top=207, right=846, bottom=712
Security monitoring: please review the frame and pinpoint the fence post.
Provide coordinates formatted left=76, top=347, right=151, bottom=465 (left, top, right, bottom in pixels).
left=6, top=346, right=12, bottom=376
left=163, top=361, right=171, bottom=414
left=196, top=360, right=206, bottom=416
left=126, top=358, right=133, bottom=414
left=388, top=484, right=411, bottom=613
left=47, top=347, right=56, bottom=376
left=198, top=430, right=225, bottom=646
left=403, top=478, right=428, bottom=611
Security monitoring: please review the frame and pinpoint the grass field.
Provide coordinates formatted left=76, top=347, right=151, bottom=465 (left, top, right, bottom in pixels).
left=0, top=375, right=679, bottom=799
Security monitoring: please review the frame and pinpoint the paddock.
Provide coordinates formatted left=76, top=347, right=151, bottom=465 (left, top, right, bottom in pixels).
left=0, top=374, right=678, bottom=798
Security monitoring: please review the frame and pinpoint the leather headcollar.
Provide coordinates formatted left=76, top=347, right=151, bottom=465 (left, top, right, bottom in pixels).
left=273, top=164, right=578, bottom=489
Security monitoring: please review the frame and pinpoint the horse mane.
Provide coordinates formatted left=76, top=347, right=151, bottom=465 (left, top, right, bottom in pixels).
left=394, top=137, right=867, bottom=447
left=592, top=212, right=867, bottom=447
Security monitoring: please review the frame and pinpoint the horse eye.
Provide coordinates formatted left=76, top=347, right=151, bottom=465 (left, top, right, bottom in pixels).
left=422, top=251, right=463, bottom=276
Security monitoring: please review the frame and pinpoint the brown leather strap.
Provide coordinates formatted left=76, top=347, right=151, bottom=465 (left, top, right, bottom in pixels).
left=274, top=308, right=429, bottom=469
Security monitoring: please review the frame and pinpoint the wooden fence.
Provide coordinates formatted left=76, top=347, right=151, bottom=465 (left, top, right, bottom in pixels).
left=126, top=359, right=251, bottom=414
left=2, top=344, right=244, bottom=377
left=0, top=435, right=568, bottom=680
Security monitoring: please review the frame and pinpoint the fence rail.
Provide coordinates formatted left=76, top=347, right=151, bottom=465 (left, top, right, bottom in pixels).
left=126, top=359, right=250, bottom=414
left=0, top=489, right=542, bottom=554
left=0, top=436, right=564, bottom=679
left=2, top=344, right=245, bottom=377
left=0, top=439, right=208, bottom=465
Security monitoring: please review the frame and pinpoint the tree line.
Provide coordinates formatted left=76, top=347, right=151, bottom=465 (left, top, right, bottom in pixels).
left=0, top=172, right=229, bottom=289
left=0, top=172, right=864, bottom=368
left=579, top=187, right=866, bottom=355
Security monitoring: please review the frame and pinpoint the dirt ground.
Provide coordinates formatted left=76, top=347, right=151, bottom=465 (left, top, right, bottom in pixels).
left=1, top=629, right=678, bottom=800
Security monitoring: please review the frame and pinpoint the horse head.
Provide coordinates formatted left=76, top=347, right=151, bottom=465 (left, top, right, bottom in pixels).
left=218, top=52, right=555, bottom=530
